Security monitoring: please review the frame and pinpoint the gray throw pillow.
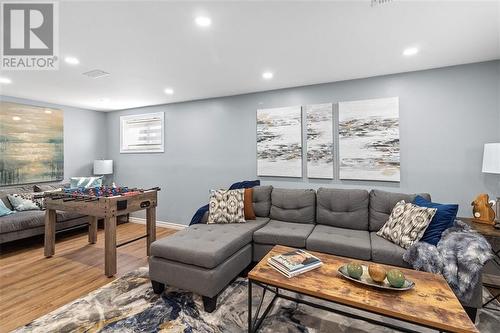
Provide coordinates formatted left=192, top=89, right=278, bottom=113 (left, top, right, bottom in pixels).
left=208, top=189, right=245, bottom=224
left=8, top=194, right=42, bottom=211
left=377, top=200, right=437, bottom=249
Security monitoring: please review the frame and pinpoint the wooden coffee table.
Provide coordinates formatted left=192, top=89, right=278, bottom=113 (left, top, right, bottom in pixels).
left=248, top=245, right=478, bottom=333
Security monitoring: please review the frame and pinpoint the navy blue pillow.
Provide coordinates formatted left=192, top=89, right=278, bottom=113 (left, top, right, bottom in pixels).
left=414, top=195, right=458, bottom=246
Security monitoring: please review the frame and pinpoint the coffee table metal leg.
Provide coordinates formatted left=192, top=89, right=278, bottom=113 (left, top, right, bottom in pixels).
left=248, top=279, right=252, bottom=332
left=248, top=280, right=278, bottom=333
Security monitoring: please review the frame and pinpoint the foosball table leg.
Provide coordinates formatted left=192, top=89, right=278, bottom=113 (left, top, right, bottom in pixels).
left=88, top=216, right=98, bottom=244
left=104, top=216, right=117, bottom=277
left=44, top=209, right=56, bottom=257
left=146, top=206, right=156, bottom=256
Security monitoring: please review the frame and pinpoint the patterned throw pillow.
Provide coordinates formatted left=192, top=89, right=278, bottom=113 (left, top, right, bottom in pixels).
left=208, top=189, right=246, bottom=224
left=8, top=194, right=42, bottom=211
left=377, top=200, right=437, bottom=249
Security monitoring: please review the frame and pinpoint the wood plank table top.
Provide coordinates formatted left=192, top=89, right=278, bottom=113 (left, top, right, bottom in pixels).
left=248, top=245, right=478, bottom=333
left=460, top=217, right=500, bottom=238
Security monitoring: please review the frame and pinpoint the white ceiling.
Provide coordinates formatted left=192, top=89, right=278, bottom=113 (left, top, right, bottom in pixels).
left=1, top=0, right=499, bottom=111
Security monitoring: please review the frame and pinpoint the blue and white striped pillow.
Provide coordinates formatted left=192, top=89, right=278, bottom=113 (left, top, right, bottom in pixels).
left=70, top=176, right=103, bottom=189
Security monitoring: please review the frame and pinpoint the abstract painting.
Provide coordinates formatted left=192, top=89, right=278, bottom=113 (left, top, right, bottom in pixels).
left=0, top=102, right=64, bottom=185
left=338, top=97, right=399, bottom=182
left=305, top=103, right=333, bottom=179
left=257, top=106, right=302, bottom=177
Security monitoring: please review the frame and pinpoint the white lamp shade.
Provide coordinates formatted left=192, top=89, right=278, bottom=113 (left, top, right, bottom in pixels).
left=94, top=160, right=113, bottom=175
left=482, top=143, right=500, bottom=174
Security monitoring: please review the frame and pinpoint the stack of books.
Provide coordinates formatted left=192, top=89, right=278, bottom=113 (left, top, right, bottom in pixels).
left=267, top=249, right=322, bottom=278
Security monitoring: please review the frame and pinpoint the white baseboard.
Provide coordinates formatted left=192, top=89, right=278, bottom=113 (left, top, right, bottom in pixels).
left=129, top=217, right=187, bottom=230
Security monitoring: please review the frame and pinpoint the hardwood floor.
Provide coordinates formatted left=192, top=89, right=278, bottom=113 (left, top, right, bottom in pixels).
left=0, top=222, right=177, bottom=332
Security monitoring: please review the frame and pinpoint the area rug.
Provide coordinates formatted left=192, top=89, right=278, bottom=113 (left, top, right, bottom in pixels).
left=14, top=267, right=500, bottom=333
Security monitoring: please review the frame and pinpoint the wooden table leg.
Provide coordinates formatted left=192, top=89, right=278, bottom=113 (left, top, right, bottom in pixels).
left=104, top=216, right=117, bottom=277
left=146, top=206, right=156, bottom=256
left=88, top=216, right=98, bottom=244
left=44, top=209, right=56, bottom=257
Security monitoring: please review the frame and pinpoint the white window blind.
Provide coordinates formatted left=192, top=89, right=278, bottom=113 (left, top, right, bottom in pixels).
left=120, top=112, right=164, bottom=153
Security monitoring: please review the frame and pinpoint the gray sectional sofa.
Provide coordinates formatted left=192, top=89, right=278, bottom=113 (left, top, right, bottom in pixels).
left=149, top=185, right=481, bottom=317
left=0, top=182, right=88, bottom=244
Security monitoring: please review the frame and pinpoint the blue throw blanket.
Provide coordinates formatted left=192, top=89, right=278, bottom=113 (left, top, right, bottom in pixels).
left=189, top=180, right=261, bottom=225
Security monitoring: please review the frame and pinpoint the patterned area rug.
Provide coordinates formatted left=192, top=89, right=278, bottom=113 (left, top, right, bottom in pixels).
left=14, top=267, right=500, bottom=333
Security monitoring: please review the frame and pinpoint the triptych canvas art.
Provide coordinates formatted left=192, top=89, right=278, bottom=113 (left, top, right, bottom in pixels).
left=256, top=97, right=400, bottom=182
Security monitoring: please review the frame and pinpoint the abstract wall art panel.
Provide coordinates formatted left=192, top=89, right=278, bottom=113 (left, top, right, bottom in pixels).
left=257, top=106, right=302, bottom=177
left=338, top=97, right=400, bottom=182
left=0, top=102, right=64, bottom=185
left=305, top=103, right=334, bottom=179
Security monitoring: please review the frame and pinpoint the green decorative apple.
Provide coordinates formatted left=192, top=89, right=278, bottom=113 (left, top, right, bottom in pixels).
left=347, top=262, right=363, bottom=280
left=387, top=269, right=406, bottom=288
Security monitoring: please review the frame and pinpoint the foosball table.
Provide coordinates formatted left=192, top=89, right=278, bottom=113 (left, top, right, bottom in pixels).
left=43, top=186, right=160, bottom=277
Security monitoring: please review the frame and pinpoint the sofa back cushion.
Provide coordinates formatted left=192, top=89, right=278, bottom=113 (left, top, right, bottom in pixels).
left=252, top=185, right=273, bottom=217
left=369, top=189, right=431, bottom=231
left=316, top=188, right=369, bottom=230
left=270, top=188, right=316, bottom=223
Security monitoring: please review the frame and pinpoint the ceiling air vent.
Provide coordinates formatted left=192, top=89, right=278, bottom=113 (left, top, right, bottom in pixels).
left=371, top=0, right=392, bottom=6
left=83, top=69, right=110, bottom=78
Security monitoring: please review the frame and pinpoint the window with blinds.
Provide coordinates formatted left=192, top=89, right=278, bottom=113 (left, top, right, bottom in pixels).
left=120, top=112, right=164, bottom=153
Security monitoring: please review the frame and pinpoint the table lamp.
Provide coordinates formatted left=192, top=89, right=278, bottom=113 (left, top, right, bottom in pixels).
left=482, top=143, right=500, bottom=224
left=94, top=160, right=113, bottom=185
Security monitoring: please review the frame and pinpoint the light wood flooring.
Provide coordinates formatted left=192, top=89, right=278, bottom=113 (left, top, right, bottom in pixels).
left=0, top=222, right=177, bottom=332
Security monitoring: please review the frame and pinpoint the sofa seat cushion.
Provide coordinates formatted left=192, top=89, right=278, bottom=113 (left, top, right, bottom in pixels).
left=306, top=225, right=371, bottom=260
left=151, top=217, right=269, bottom=269
left=253, top=220, right=314, bottom=247
left=370, top=232, right=410, bottom=268
left=0, top=211, right=45, bottom=233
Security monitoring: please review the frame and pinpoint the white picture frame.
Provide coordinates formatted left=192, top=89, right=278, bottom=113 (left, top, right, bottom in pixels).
left=120, top=112, right=165, bottom=153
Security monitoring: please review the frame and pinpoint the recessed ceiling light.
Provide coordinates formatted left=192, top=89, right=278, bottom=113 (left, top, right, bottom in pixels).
left=12, top=116, right=21, bottom=121
left=0, top=77, right=12, bottom=84
left=164, top=88, right=174, bottom=95
left=44, top=110, right=52, bottom=114
left=64, top=56, right=79, bottom=65
left=403, top=47, right=419, bottom=56
left=195, top=16, right=211, bottom=27
left=262, top=72, right=274, bottom=80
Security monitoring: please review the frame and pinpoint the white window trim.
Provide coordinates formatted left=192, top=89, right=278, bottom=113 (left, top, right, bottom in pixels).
left=120, top=112, right=165, bottom=153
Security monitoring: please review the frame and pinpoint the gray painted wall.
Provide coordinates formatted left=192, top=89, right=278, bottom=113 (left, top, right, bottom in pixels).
left=106, top=61, right=500, bottom=224
left=0, top=95, right=107, bottom=179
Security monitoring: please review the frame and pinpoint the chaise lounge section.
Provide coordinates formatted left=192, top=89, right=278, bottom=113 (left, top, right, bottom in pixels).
left=149, top=185, right=482, bottom=316
left=149, top=186, right=273, bottom=311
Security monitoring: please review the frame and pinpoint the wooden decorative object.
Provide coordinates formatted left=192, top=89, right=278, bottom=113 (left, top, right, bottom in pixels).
left=44, top=188, right=159, bottom=277
left=471, top=193, right=496, bottom=225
